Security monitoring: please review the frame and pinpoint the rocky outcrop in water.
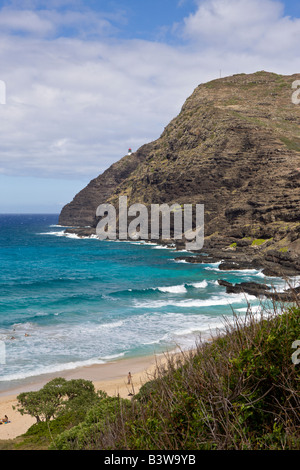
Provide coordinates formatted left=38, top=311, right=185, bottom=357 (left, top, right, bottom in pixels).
left=218, top=279, right=300, bottom=302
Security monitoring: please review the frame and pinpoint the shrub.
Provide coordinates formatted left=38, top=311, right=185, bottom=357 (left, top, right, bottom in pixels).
left=51, top=396, right=131, bottom=450
left=14, top=378, right=102, bottom=423
left=251, top=239, right=267, bottom=246
left=80, top=303, right=300, bottom=450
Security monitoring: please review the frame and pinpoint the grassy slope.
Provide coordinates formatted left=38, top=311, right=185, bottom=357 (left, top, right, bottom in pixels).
left=3, top=300, right=299, bottom=451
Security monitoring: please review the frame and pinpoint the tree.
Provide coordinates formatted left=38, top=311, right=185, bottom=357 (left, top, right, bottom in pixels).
left=13, top=377, right=102, bottom=423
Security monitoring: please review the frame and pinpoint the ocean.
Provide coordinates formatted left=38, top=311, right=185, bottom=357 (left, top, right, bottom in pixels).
left=0, top=214, right=285, bottom=392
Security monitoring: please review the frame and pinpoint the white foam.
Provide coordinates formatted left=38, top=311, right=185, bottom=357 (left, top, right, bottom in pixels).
left=255, top=271, right=265, bottom=278
left=100, top=352, right=126, bottom=361
left=151, top=245, right=172, bottom=250
left=236, top=305, right=262, bottom=314
left=39, top=231, right=66, bottom=237
left=157, top=285, right=187, bottom=293
left=134, top=293, right=256, bottom=309
left=0, top=358, right=107, bottom=382
left=99, top=321, right=123, bottom=330
left=232, top=269, right=261, bottom=274
left=206, top=265, right=261, bottom=274
left=189, top=280, right=208, bottom=288
left=142, top=339, right=161, bottom=345
left=173, top=327, right=202, bottom=336
left=39, top=231, right=99, bottom=240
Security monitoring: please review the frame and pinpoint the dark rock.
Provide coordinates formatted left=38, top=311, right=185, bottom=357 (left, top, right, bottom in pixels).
left=236, top=239, right=252, bottom=247
left=218, top=280, right=271, bottom=296
left=217, top=280, right=232, bottom=288
left=218, top=279, right=300, bottom=302
left=65, top=227, right=96, bottom=238
left=219, top=261, right=255, bottom=271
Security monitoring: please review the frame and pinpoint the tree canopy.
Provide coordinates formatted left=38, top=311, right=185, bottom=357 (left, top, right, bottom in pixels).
left=13, top=378, right=105, bottom=423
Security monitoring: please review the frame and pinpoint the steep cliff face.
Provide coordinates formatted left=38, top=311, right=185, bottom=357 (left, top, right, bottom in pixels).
left=58, top=143, right=154, bottom=226
left=59, top=71, right=300, bottom=268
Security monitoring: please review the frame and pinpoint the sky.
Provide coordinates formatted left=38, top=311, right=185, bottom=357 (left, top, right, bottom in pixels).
left=0, top=0, right=300, bottom=213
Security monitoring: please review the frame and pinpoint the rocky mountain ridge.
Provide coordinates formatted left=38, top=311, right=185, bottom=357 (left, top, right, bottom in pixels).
left=59, top=71, right=300, bottom=277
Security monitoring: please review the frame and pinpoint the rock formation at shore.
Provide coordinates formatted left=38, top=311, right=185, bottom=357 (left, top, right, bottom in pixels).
left=217, top=279, right=300, bottom=302
left=59, top=71, right=300, bottom=277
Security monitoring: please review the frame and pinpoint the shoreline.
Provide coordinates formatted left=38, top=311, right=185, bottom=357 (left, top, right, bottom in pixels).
left=0, top=350, right=172, bottom=398
left=0, top=349, right=179, bottom=441
left=1, top=230, right=299, bottom=442
left=53, top=228, right=300, bottom=302
left=63, top=226, right=300, bottom=278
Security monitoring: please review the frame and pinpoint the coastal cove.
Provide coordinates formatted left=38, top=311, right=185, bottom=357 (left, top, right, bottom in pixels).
left=0, top=214, right=294, bottom=398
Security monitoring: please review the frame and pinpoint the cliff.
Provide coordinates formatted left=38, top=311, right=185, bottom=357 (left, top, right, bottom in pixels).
left=59, top=71, right=300, bottom=276
left=59, top=143, right=154, bottom=227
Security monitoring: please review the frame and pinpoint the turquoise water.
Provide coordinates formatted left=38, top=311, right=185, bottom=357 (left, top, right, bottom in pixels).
left=0, top=214, right=283, bottom=391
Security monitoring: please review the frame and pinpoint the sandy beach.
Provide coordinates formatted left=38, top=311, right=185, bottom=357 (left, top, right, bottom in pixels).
left=0, top=351, right=173, bottom=441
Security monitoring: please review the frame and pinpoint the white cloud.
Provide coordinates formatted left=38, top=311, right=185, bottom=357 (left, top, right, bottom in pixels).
left=0, top=8, right=54, bottom=35
left=0, top=34, right=200, bottom=178
left=0, top=3, right=122, bottom=38
left=183, top=0, right=300, bottom=56
left=0, top=0, right=299, bottom=181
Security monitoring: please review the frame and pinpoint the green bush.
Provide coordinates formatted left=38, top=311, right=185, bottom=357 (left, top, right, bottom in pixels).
left=51, top=396, right=131, bottom=450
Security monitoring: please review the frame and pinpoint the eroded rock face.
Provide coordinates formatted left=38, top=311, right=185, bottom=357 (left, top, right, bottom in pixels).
left=59, top=71, right=300, bottom=273
left=58, top=143, right=154, bottom=227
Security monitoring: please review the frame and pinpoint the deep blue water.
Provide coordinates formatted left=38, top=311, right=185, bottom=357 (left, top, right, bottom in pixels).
left=0, top=214, right=283, bottom=391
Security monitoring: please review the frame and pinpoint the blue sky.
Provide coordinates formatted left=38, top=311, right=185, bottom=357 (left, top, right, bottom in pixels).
left=0, top=0, right=198, bottom=42
left=0, top=0, right=300, bottom=213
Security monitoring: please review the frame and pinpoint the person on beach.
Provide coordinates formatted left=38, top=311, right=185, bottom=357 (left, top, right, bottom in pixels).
left=127, top=372, right=132, bottom=384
